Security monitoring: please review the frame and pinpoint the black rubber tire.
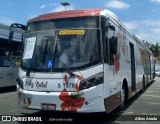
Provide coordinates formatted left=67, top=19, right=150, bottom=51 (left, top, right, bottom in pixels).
left=119, top=85, right=126, bottom=110
left=140, top=76, right=145, bottom=93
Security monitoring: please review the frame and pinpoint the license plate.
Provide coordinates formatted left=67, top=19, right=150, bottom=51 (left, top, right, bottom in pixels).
left=41, top=103, right=56, bottom=110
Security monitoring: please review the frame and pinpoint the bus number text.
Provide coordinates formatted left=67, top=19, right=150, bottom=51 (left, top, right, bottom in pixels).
left=58, top=83, right=75, bottom=89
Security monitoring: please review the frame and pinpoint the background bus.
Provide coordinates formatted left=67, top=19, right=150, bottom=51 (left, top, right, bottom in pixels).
left=0, top=23, right=24, bottom=88
left=17, top=9, right=155, bottom=113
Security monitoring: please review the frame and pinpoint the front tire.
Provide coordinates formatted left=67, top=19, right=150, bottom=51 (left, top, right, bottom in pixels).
left=140, top=76, right=145, bottom=93
left=119, top=85, right=126, bottom=110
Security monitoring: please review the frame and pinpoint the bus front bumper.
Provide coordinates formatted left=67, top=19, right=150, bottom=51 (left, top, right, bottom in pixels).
left=17, top=84, right=105, bottom=113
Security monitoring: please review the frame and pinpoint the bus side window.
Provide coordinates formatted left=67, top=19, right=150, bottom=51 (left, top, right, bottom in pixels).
left=0, top=52, right=10, bottom=67
left=108, top=25, right=118, bottom=65
left=109, top=37, right=118, bottom=65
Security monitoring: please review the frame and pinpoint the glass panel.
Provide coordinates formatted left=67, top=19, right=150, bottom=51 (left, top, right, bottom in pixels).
left=21, top=16, right=101, bottom=72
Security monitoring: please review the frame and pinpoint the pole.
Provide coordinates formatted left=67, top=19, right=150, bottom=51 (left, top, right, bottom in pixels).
left=61, top=2, right=70, bottom=11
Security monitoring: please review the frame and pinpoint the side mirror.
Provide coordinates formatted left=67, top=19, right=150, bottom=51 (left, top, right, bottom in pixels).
left=109, top=36, right=118, bottom=54
left=10, top=23, right=27, bottom=31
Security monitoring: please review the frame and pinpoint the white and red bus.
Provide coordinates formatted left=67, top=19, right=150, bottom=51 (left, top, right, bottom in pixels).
left=17, top=9, right=155, bottom=113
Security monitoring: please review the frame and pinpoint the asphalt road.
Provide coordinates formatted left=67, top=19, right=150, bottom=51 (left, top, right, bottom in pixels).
left=0, top=77, right=160, bottom=124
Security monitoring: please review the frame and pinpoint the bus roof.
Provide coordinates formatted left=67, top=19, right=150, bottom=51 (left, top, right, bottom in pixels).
left=28, top=9, right=151, bottom=53
left=29, top=9, right=104, bottom=22
left=0, top=23, right=24, bottom=42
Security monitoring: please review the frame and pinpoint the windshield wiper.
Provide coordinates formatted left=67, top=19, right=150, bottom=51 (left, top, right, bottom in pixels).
left=52, top=35, right=75, bottom=77
left=52, top=53, right=75, bottom=77
left=26, top=62, right=34, bottom=76
left=42, top=39, right=49, bottom=66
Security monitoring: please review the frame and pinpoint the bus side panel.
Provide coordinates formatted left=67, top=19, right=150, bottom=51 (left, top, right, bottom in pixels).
left=103, top=20, right=125, bottom=113
left=0, top=24, right=23, bottom=87
left=103, top=18, right=148, bottom=113
left=0, top=67, right=15, bottom=87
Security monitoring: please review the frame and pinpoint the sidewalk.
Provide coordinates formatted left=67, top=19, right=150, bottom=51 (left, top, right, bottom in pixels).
left=115, top=77, right=160, bottom=123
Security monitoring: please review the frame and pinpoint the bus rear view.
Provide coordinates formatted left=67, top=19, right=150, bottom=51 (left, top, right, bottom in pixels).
left=17, top=9, right=104, bottom=112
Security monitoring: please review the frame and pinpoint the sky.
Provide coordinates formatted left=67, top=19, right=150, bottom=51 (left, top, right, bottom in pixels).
left=0, top=0, right=160, bottom=43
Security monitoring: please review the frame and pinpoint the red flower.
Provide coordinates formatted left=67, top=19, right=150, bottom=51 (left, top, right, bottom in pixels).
left=59, top=89, right=85, bottom=112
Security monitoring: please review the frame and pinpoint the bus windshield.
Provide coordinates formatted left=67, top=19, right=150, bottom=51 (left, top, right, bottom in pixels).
left=21, top=16, right=101, bottom=72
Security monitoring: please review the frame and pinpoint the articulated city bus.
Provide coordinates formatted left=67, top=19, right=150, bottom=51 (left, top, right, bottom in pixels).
left=17, top=9, right=155, bottom=113
left=0, top=23, right=25, bottom=87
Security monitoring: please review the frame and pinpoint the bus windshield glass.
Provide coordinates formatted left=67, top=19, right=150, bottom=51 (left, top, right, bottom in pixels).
left=21, top=16, right=101, bottom=72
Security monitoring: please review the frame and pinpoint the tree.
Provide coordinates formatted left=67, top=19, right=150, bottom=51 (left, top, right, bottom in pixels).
left=148, top=43, right=160, bottom=59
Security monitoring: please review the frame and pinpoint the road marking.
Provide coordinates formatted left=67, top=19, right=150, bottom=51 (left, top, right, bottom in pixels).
left=142, top=113, right=157, bottom=115
left=148, top=102, right=160, bottom=105
left=142, top=113, right=148, bottom=115
left=9, top=110, right=17, bottom=113
left=149, top=87, right=160, bottom=89
left=146, top=91, right=160, bottom=93
left=126, top=112, right=134, bottom=114
left=141, top=95, right=160, bottom=98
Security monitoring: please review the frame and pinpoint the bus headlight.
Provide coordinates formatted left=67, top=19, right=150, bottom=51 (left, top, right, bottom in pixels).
left=16, top=77, right=23, bottom=89
left=79, top=73, right=103, bottom=91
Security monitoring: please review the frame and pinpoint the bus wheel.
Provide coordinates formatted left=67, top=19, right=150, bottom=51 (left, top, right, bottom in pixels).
left=140, top=76, right=145, bottom=93
left=119, top=85, right=126, bottom=110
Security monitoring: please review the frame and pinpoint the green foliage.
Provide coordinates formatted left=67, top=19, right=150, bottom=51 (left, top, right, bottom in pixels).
left=71, top=91, right=84, bottom=99
left=148, top=42, right=160, bottom=60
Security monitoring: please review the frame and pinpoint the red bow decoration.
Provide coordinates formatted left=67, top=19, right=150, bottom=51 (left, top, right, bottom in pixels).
left=64, top=74, right=69, bottom=84
left=59, top=89, right=85, bottom=112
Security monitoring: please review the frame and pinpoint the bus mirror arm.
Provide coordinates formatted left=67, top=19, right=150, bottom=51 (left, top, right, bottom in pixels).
left=10, top=23, right=28, bottom=31
left=106, top=25, right=115, bottom=31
